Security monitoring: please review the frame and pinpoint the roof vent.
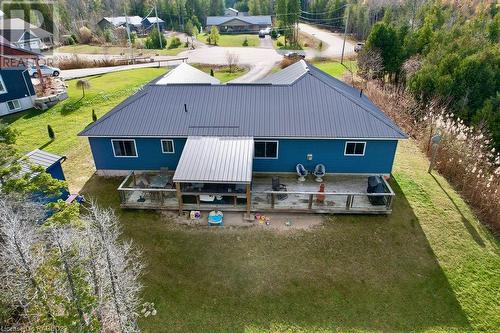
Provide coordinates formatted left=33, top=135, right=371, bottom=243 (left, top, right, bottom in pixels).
left=359, top=89, right=363, bottom=98
left=184, top=103, right=187, bottom=112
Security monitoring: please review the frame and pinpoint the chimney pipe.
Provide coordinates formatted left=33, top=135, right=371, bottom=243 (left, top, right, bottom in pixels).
left=184, top=103, right=187, bottom=112
left=359, top=89, right=363, bottom=98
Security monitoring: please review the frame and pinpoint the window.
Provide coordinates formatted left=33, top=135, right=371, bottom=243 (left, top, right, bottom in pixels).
left=112, top=139, right=137, bottom=157
left=161, top=139, right=175, bottom=154
left=344, top=141, right=366, bottom=156
left=7, top=99, right=21, bottom=111
left=0, top=75, right=7, bottom=94
left=254, top=141, right=278, bottom=159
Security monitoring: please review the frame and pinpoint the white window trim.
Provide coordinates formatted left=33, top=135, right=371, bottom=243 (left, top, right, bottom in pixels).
left=111, top=139, right=138, bottom=158
left=7, top=99, right=22, bottom=111
left=161, top=139, right=175, bottom=154
left=0, top=75, right=7, bottom=95
left=254, top=140, right=279, bottom=159
left=344, top=141, right=366, bottom=156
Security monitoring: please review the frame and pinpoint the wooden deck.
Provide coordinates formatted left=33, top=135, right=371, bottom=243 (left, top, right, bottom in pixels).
left=118, top=171, right=394, bottom=214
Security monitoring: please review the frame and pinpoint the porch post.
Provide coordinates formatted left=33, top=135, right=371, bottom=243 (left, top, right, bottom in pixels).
left=246, top=184, right=251, bottom=214
left=175, top=183, right=183, bottom=215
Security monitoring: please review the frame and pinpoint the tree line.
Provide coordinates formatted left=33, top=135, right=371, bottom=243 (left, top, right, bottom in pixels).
left=359, top=0, right=499, bottom=150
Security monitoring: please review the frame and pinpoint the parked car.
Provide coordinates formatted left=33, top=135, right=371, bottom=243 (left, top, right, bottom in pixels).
left=29, top=65, right=61, bottom=78
left=354, top=42, right=365, bottom=52
left=259, top=27, right=272, bottom=38
left=284, top=52, right=305, bottom=60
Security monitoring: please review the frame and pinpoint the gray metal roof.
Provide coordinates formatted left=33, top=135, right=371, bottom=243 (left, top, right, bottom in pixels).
left=206, top=16, right=272, bottom=26
left=20, top=149, right=65, bottom=174
left=173, top=137, right=253, bottom=184
left=80, top=61, right=407, bottom=139
left=256, top=60, right=308, bottom=85
left=103, top=16, right=143, bottom=27
left=155, top=63, right=220, bottom=85
left=143, top=17, right=165, bottom=24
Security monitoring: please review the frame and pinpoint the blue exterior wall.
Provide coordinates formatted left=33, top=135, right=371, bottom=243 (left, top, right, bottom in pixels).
left=89, top=137, right=398, bottom=174
left=89, top=137, right=186, bottom=170
left=0, top=68, right=35, bottom=102
left=46, top=162, right=66, bottom=181
left=253, top=139, right=398, bottom=174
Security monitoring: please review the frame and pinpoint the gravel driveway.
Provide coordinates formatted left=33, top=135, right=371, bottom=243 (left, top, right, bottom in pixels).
left=299, top=23, right=355, bottom=59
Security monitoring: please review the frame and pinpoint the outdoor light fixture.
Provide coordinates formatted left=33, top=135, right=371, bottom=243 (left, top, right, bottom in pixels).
left=307, top=154, right=313, bottom=160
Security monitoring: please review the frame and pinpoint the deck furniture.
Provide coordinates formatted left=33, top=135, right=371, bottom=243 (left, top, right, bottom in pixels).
left=296, top=164, right=308, bottom=181
left=272, top=177, right=288, bottom=200
left=313, top=164, right=326, bottom=182
left=367, top=176, right=387, bottom=205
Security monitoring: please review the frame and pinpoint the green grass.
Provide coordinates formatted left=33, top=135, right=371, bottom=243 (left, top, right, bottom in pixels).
left=192, top=64, right=249, bottom=83
left=5, top=68, right=167, bottom=191
left=78, top=139, right=499, bottom=333
left=57, top=39, right=188, bottom=56
left=312, top=60, right=357, bottom=78
left=197, top=33, right=260, bottom=47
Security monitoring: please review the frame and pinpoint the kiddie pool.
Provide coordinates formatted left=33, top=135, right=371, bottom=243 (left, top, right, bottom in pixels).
left=208, top=210, right=224, bottom=226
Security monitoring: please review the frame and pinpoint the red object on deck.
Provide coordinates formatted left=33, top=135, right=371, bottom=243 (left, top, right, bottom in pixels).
left=317, top=183, right=325, bottom=203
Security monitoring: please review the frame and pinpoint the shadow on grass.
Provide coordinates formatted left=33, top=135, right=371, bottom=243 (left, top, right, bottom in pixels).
left=60, top=98, right=84, bottom=115
left=80, top=175, right=471, bottom=333
left=429, top=173, right=485, bottom=247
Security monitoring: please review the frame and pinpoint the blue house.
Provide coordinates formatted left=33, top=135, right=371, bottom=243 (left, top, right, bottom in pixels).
left=141, top=17, right=166, bottom=32
left=80, top=61, right=407, bottom=214
left=0, top=67, right=36, bottom=116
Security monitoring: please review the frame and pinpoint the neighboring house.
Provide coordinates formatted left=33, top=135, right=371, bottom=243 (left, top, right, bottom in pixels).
left=0, top=41, right=39, bottom=116
left=21, top=149, right=70, bottom=204
left=206, top=15, right=272, bottom=33
left=97, top=16, right=143, bottom=32
left=225, top=8, right=239, bottom=16
left=0, top=18, right=53, bottom=51
left=141, top=17, right=166, bottom=32
left=79, top=61, right=407, bottom=215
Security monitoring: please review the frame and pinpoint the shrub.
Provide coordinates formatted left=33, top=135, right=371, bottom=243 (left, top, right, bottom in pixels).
left=71, top=33, right=79, bottom=44
left=78, top=26, right=92, bottom=44
left=209, top=26, right=220, bottom=45
left=270, top=29, right=278, bottom=39
left=47, top=125, right=55, bottom=140
left=92, top=109, right=97, bottom=122
left=103, top=28, right=113, bottom=43
left=145, top=27, right=166, bottom=49
left=168, top=37, right=181, bottom=49
left=210, top=68, right=214, bottom=77
left=242, top=37, right=248, bottom=46
left=276, top=40, right=283, bottom=47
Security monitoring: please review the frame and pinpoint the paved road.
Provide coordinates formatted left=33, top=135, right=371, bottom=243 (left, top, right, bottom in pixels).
left=299, top=23, right=355, bottom=59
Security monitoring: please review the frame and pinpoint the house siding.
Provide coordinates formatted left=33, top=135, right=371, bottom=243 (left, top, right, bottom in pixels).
left=89, top=137, right=398, bottom=175
left=0, top=68, right=35, bottom=115
left=89, top=137, right=187, bottom=171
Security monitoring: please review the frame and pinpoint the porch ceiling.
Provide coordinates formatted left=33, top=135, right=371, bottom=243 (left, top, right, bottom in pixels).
left=173, top=136, right=254, bottom=184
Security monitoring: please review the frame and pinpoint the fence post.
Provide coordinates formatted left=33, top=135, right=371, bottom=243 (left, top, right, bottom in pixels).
left=308, top=194, right=313, bottom=210
left=271, top=193, right=275, bottom=209
left=346, top=195, right=353, bottom=210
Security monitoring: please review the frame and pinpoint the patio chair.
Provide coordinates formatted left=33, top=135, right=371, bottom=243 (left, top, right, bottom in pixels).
left=272, top=177, right=288, bottom=200
left=296, top=163, right=308, bottom=182
left=313, top=164, right=326, bottom=182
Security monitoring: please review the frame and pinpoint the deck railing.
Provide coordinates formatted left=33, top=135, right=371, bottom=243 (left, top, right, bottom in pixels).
left=117, top=172, right=395, bottom=214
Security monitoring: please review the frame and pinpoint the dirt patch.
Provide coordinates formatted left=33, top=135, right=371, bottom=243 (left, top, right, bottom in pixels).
left=161, top=210, right=325, bottom=232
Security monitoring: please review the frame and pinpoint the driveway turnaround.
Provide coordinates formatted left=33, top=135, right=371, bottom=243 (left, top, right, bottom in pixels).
left=299, top=23, right=355, bottom=59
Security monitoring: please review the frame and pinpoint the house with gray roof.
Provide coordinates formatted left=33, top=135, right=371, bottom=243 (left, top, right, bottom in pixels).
left=97, top=16, right=143, bottom=32
left=79, top=61, right=406, bottom=215
left=206, top=15, right=271, bottom=33
left=0, top=18, right=53, bottom=51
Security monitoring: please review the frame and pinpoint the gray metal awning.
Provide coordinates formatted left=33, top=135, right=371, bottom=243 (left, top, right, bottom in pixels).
left=173, top=136, right=254, bottom=184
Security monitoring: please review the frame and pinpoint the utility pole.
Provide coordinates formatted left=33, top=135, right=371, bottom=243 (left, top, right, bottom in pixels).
left=341, top=4, right=350, bottom=64
left=154, top=1, right=163, bottom=49
left=124, top=8, right=134, bottom=64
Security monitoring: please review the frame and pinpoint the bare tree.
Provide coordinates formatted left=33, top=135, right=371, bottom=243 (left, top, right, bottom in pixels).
left=0, top=198, right=57, bottom=330
left=357, top=48, right=384, bottom=82
left=226, top=52, right=240, bottom=73
left=83, top=202, right=144, bottom=333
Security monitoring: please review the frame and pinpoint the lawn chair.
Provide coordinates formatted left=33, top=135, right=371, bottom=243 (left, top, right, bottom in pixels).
left=313, top=164, right=326, bottom=182
left=296, top=163, right=308, bottom=181
left=272, top=177, right=288, bottom=200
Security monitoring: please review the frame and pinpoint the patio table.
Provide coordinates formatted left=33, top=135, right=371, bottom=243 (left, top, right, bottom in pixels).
left=150, top=174, right=171, bottom=188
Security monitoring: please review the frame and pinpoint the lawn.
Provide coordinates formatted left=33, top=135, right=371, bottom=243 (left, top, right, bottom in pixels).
left=79, top=138, right=499, bottom=332
left=196, top=33, right=260, bottom=47
left=57, top=39, right=188, bottom=56
left=4, top=68, right=167, bottom=191
left=192, top=64, right=249, bottom=83
left=312, top=60, right=357, bottom=78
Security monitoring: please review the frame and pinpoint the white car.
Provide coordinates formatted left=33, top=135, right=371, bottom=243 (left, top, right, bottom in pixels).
left=354, top=42, right=365, bottom=52
left=29, top=65, right=61, bottom=78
